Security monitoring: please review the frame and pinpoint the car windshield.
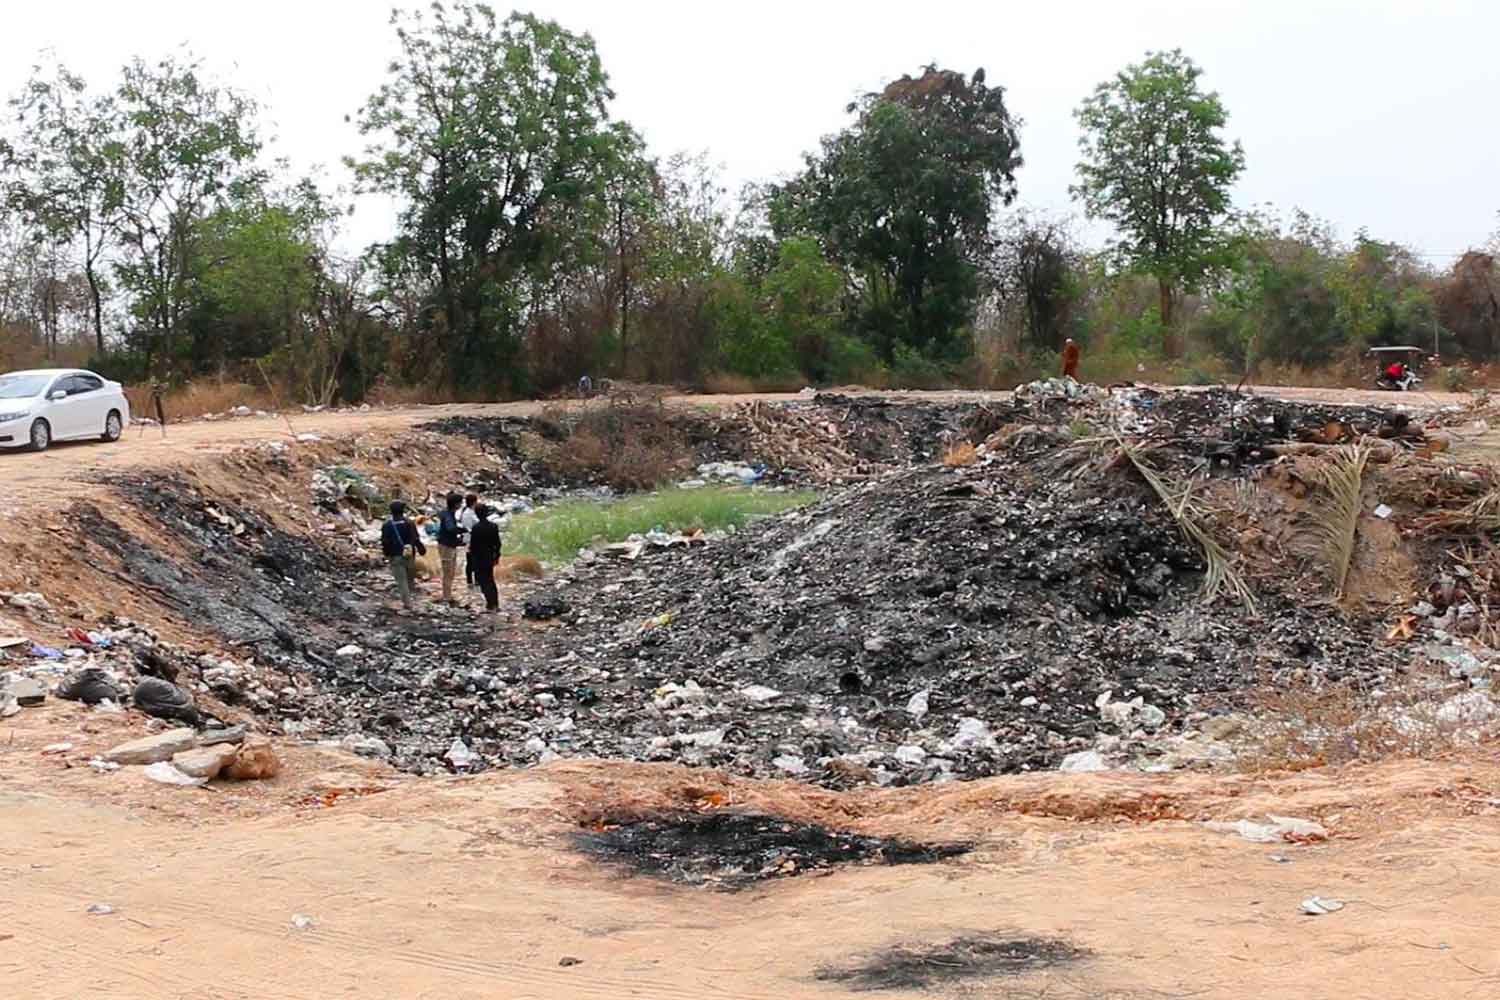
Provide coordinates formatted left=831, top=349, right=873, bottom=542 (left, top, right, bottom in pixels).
left=0, top=374, right=51, bottom=400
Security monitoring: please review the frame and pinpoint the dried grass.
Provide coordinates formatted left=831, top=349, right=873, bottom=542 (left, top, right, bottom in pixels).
left=1237, top=666, right=1476, bottom=773
left=1306, top=444, right=1369, bottom=599
left=1116, top=438, right=1255, bottom=611
left=941, top=441, right=978, bottom=467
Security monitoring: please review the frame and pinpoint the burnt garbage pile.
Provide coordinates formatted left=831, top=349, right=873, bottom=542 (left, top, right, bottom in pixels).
left=576, top=811, right=970, bottom=889
left=513, top=451, right=1400, bottom=783
left=422, top=396, right=974, bottom=487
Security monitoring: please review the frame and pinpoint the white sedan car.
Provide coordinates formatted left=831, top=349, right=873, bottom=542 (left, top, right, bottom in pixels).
left=0, top=368, right=131, bottom=451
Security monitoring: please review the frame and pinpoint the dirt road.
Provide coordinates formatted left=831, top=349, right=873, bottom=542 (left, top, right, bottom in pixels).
left=0, top=385, right=1469, bottom=506
left=4, top=716, right=1499, bottom=1000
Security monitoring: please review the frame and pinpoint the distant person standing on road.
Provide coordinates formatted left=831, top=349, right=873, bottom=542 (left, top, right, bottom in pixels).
left=1062, top=338, right=1080, bottom=380
left=468, top=504, right=502, bottom=613
left=460, top=492, right=480, bottom=590
left=381, top=501, right=426, bottom=612
left=436, top=492, right=466, bottom=605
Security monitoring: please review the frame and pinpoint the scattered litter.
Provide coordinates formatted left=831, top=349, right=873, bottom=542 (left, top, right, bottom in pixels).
left=290, top=914, right=316, bottom=931
left=334, top=644, right=363, bottom=658
left=445, top=738, right=480, bottom=769
left=142, top=761, right=208, bottom=787
left=5, top=677, right=47, bottom=706
left=86, top=903, right=115, bottom=916
left=57, top=667, right=123, bottom=705
left=558, top=956, right=583, bottom=968
left=40, top=742, right=74, bottom=754
left=1206, top=815, right=1328, bottom=844
left=1299, top=896, right=1345, bottom=916
left=1058, top=750, right=1110, bottom=773
left=132, top=677, right=201, bottom=726
left=1373, top=503, right=1393, bottom=519
left=739, top=685, right=782, bottom=703
left=8, top=592, right=51, bottom=612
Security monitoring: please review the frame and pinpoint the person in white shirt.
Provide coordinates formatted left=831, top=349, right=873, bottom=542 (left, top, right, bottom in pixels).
left=459, top=493, right=481, bottom=590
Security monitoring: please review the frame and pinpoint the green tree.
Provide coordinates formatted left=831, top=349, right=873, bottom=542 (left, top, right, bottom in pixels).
left=2, top=63, right=126, bottom=354
left=349, top=2, right=631, bottom=391
left=774, top=66, right=1022, bottom=363
left=1073, top=49, right=1244, bottom=356
left=112, top=54, right=262, bottom=374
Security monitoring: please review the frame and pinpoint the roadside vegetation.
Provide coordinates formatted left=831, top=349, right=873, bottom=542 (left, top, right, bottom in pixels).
left=504, top=487, right=817, bottom=564
left=1, top=5, right=1496, bottom=404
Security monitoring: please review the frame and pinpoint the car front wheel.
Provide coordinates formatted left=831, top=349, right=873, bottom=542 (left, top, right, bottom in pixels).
left=29, top=418, right=50, bottom=452
left=102, top=410, right=122, bottom=442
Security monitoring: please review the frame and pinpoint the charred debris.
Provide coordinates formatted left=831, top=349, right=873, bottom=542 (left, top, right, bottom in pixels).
left=48, top=387, right=1500, bottom=787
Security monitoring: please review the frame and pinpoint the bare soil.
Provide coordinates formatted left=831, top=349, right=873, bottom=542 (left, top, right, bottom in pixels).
left=2, top=385, right=1496, bottom=1000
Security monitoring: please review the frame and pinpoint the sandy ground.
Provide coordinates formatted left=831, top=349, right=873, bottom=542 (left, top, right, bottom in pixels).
left=4, top=702, right=1500, bottom=1000
left=2, top=384, right=1495, bottom=1000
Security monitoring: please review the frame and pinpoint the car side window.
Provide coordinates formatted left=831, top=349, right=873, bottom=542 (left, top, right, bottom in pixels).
left=72, top=375, right=103, bottom=393
left=46, top=377, right=73, bottom=397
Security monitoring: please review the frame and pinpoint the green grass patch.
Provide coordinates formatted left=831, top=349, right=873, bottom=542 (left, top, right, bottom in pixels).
left=505, top=486, right=817, bottom=564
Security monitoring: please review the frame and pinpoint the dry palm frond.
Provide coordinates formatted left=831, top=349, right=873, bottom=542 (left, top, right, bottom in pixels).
left=1115, top=438, right=1255, bottom=611
left=1413, top=488, right=1500, bottom=536
left=1307, top=444, right=1369, bottom=599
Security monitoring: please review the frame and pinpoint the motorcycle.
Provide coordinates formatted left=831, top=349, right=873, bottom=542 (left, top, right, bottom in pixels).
left=1373, top=370, right=1422, bottom=391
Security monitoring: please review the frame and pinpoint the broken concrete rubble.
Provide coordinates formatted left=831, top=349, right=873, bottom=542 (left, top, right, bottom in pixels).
left=102, top=728, right=199, bottom=765
left=171, top=744, right=240, bottom=780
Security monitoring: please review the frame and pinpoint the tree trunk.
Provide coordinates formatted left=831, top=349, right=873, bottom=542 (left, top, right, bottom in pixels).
left=86, top=262, right=105, bottom=356
left=616, top=203, right=629, bottom=376
left=1158, top=277, right=1179, bottom=358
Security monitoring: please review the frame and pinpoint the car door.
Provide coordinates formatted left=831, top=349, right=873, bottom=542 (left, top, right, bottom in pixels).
left=69, top=374, right=107, bottom=437
left=47, top=375, right=93, bottom=439
left=38, top=375, right=77, bottom=438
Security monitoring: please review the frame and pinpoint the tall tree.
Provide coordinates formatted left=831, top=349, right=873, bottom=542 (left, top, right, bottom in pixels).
left=774, top=65, right=1022, bottom=362
left=112, top=54, right=262, bottom=374
left=349, top=2, right=631, bottom=390
left=1073, top=49, right=1244, bottom=355
left=3, top=64, right=126, bottom=354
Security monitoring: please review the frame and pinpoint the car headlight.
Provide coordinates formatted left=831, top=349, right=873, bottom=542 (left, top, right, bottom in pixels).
left=0, top=410, right=29, bottom=424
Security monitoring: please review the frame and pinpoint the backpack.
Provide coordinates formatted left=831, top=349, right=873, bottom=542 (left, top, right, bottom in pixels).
left=381, top=518, right=406, bottom=558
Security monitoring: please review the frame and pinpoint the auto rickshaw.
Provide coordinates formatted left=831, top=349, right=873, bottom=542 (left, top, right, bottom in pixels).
left=1368, top=346, right=1427, bottom=391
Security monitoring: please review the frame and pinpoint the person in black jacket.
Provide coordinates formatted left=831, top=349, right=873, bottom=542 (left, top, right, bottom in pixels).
left=468, top=503, right=502, bottom=612
left=381, top=501, right=427, bottom=611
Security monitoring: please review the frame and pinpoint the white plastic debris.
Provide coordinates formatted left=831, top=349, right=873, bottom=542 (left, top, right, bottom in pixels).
left=86, top=903, right=115, bottom=916
left=335, top=644, right=363, bottom=658
left=290, top=913, right=316, bottom=931
left=771, top=754, right=809, bottom=775
left=445, top=738, right=479, bottom=769
left=951, top=717, right=996, bottom=751
left=1059, top=750, right=1110, bottom=773
left=906, top=690, right=930, bottom=719
left=740, top=685, right=782, bottom=703
left=1206, top=815, right=1328, bottom=844
left=894, top=745, right=927, bottom=766
left=1373, top=504, right=1393, bottom=520
left=8, top=592, right=50, bottom=611
left=1299, top=896, right=1345, bottom=916
left=142, top=761, right=208, bottom=787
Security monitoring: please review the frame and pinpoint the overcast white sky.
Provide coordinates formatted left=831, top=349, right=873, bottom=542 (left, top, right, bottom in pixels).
left=4, top=0, right=1497, bottom=264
